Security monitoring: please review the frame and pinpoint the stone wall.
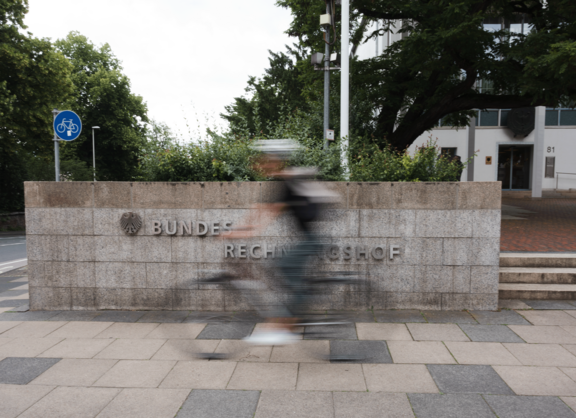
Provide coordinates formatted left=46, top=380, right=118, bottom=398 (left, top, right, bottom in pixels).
left=25, top=181, right=501, bottom=311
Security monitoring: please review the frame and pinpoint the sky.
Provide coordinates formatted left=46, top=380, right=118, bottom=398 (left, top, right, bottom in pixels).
left=25, top=0, right=294, bottom=141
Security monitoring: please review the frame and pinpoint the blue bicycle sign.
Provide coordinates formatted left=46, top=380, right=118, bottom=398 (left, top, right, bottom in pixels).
left=53, top=110, right=82, bottom=141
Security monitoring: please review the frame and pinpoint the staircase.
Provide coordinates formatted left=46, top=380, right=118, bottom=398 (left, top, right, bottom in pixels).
left=499, top=253, right=576, bottom=300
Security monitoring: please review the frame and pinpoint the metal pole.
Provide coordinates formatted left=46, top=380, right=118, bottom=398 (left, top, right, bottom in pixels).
left=323, top=1, right=331, bottom=150
left=340, top=0, right=349, bottom=177
left=467, top=115, right=476, bottom=182
left=92, top=128, right=96, bottom=181
left=52, top=109, right=60, bottom=182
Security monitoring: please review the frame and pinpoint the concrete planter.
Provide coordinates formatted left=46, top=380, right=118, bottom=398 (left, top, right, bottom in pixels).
left=24, top=181, right=501, bottom=311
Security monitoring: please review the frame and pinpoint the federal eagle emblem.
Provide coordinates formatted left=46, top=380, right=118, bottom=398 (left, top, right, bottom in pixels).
left=120, top=212, right=142, bottom=235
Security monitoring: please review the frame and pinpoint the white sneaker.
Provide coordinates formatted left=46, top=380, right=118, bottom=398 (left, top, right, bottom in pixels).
left=243, top=330, right=299, bottom=346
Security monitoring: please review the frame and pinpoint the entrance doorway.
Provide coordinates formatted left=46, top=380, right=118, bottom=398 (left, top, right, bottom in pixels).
left=497, top=145, right=532, bottom=190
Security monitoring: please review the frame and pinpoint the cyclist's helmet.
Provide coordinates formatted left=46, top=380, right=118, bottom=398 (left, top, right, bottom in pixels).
left=250, top=139, right=303, bottom=160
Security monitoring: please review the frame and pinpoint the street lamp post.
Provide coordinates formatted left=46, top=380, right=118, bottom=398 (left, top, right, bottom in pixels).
left=92, top=126, right=100, bottom=181
left=340, top=0, right=349, bottom=177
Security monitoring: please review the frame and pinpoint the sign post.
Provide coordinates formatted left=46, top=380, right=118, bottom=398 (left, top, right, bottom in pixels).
left=52, top=110, right=82, bottom=181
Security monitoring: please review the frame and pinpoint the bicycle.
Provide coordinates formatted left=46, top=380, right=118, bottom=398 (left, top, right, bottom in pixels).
left=56, top=119, right=79, bottom=136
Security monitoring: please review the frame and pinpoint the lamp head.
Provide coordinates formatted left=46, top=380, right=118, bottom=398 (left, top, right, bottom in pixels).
left=92, top=126, right=100, bottom=129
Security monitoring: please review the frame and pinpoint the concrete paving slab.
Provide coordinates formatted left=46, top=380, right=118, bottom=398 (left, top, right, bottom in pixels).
left=508, top=325, right=576, bottom=344
left=160, top=361, right=236, bottom=389
left=30, top=358, right=117, bottom=386
left=561, top=367, right=576, bottom=382
left=177, top=389, right=260, bottom=418
left=408, top=394, right=496, bottom=418
left=214, top=339, right=272, bottom=362
left=151, top=339, right=219, bottom=361
left=91, top=311, right=146, bottom=323
left=0, top=299, right=29, bottom=307
left=407, top=323, right=470, bottom=341
left=363, top=364, right=439, bottom=393
left=333, top=392, right=415, bottom=418
left=564, top=345, right=576, bottom=357
left=0, top=321, right=66, bottom=338
left=521, top=310, right=576, bottom=326
left=46, top=321, right=114, bottom=339
left=17, top=386, right=120, bottom=418
left=183, top=312, right=237, bottom=323
left=296, top=363, right=367, bottom=391
left=145, top=323, right=206, bottom=339
left=459, top=324, right=525, bottom=343
left=38, top=338, right=113, bottom=359
left=0, top=357, right=61, bottom=384
left=470, top=310, right=530, bottom=325
left=388, top=341, right=456, bottom=364
left=494, top=366, right=576, bottom=396
left=0, top=338, right=63, bottom=357
left=484, top=395, right=576, bottom=418
left=94, top=338, right=166, bottom=360
left=227, top=362, right=298, bottom=390
left=444, top=342, right=521, bottom=365
left=374, top=310, right=425, bottom=323
left=94, top=322, right=159, bottom=339
left=330, top=340, right=392, bottom=364
left=0, top=311, right=61, bottom=321
left=504, top=343, right=576, bottom=367
left=427, top=364, right=515, bottom=395
left=561, top=397, right=576, bottom=412
left=0, top=384, right=54, bottom=418
left=356, top=323, right=412, bottom=341
left=524, top=300, right=576, bottom=310
left=304, top=324, right=358, bottom=340
left=423, top=311, right=478, bottom=324
left=0, top=321, right=21, bottom=334
left=48, top=311, right=101, bottom=322
left=197, top=322, right=255, bottom=339
left=0, top=338, right=12, bottom=348
left=98, top=388, right=190, bottom=418
left=138, top=311, right=190, bottom=323
left=254, top=390, right=333, bottom=418
left=93, top=360, right=176, bottom=388
left=327, top=310, right=375, bottom=323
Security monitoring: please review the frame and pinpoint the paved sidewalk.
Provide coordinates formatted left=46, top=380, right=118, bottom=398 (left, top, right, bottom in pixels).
left=501, top=198, right=576, bottom=252
left=3, top=269, right=576, bottom=417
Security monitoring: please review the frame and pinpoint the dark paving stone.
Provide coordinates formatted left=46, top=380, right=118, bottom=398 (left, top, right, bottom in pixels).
left=184, top=312, right=237, bottom=323
left=409, top=394, right=495, bottom=418
left=523, top=300, right=576, bottom=310
left=427, top=365, right=514, bottom=395
left=197, top=322, right=255, bottom=339
left=91, top=311, right=146, bottom=323
left=304, top=324, right=357, bottom=340
left=10, top=304, right=29, bottom=312
left=470, top=310, right=531, bottom=325
left=374, top=310, right=426, bottom=323
left=0, top=299, right=29, bottom=307
left=176, top=389, right=260, bottom=418
left=459, top=325, right=525, bottom=343
left=0, top=357, right=61, bottom=385
left=0, top=283, right=24, bottom=292
left=49, top=311, right=101, bottom=321
left=0, top=290, right=29, bottom=298
left=330, top=340, right=392, bottom=363
left=231, top=312, right=264, bottom=322
left=484, top=395, right=576, bottom=418
left=137, top=311, right=189, bottom=323
left=327, top=310, right=375, bottom=323
left=423, top=311, right=478, bottom=324
left=0, top=311, right=62, bottom=321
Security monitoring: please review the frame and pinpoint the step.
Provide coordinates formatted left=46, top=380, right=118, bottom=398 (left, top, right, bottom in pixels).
left=499, top=283, right=576, bottom=300
left=500, top=267, right=576, bottom=284
left=500, top=253, right=576, bottom=268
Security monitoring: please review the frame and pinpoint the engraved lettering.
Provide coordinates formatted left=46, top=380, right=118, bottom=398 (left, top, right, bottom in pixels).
left=221, top=221, right=233, bottom=235
left=390, top=245, right=400, bottom=260
left=264, top=243, right=275, bottom=259
left=343, top=246, right=353, bottom=260
left=328, top=245, right=339, bottom=260
left=238, top=244, right=247, bottom=258
left=165, top=221, right=177, bottom=235
left=178, top=220, right=192, bottom=235
left=211, top=222, right=220, bottom=235
left=152, top=220, right=162, bottom=235
left=250, top=245, right=261, bottom=259
left=371, top=245, right=385, bottom=260
left=225, top=244, right=234, bottom=258
left=196, top=221, right=208, bottom=236
left=356, top=246, right=368, bottom=260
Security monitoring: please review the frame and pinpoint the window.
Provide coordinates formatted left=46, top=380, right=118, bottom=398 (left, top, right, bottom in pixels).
left=500, top=109, right=511, bottom=126
left=480, top=110, right=499, bottom=126
left=545, top=109, right=576, bottom=126
left=440, top=148, right=457, bottom=158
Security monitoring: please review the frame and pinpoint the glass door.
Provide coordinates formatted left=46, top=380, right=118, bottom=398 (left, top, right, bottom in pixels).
left=497, top=146, right=532, bottom=190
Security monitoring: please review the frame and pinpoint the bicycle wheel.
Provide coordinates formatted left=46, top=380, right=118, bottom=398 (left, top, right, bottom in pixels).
left=70, top=123, right=79, bottom=133
left=56, top=123, right=66, bottom=133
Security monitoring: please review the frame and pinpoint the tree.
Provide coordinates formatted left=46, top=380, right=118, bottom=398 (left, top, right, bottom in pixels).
left=271, top=0, right=576, bottom=149
left=55, top=32, right=149, bottom=181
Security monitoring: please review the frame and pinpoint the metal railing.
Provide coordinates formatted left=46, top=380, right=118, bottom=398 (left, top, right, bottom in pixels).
left=556, top=172, right=576, bottom=190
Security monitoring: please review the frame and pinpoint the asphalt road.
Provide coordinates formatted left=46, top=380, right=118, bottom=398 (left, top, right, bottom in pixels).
left=0, top=235, right=27, bottom=274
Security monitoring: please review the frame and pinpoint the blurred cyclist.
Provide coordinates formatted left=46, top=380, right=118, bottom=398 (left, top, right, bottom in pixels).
left=226, top=139, right=339, bottom=345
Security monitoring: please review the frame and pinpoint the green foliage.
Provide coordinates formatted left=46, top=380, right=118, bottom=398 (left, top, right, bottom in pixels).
left=350, top=138, right=469, bottom=182
left=55, top=32, right=148, bottom=181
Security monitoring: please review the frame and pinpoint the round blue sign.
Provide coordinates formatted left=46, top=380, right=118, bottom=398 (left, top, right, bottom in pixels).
left=53, top=110, right=82, bottom=141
